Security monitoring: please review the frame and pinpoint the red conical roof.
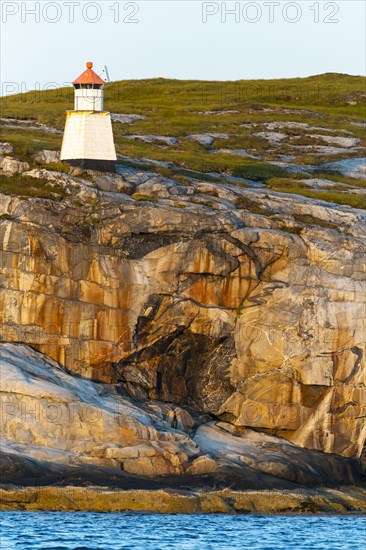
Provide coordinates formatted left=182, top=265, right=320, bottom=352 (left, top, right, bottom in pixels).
left=73, top=62, right=105, bottom=85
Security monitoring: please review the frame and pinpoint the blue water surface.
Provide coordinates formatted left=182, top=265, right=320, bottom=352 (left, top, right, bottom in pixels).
left=0, top=512, right=365, bottom=549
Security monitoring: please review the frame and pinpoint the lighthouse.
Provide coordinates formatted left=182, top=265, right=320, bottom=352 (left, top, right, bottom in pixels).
left=60, top=62, right=117, bottom=172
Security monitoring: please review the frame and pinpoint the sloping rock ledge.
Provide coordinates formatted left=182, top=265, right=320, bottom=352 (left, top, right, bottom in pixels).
left=0, top=344, right=365, bottom=512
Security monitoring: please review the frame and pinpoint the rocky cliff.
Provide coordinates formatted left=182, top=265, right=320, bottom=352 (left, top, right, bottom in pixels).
left=1, top=155, right=365, bottom=471
left=0, top=343, right=364, bottom=500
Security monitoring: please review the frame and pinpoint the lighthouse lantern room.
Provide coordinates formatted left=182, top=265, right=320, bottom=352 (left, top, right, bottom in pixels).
left=60, top=62, right=117, bottom=172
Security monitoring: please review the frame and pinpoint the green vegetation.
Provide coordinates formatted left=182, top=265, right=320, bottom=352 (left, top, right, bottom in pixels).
left=0, top=128, right=62, bottom=163
left=236, top=196, right=272, bottom=215
left=40, top=162, right=70, bottom=174
left=312, top=172, right=366, bottom=189
left=290, top=214, right=338, bottom=230
left=267, top=178, right=308, bottom=190
left=267, top=178, right=365, bottom=209
left=0, top=174, right=67, bottom=201
left=132, top=192, right=158, bottom=203
left=194, top=199, right=215, bottom=208
left=116, top=141, right=288, bottom=182
left=0, top=213, right=14, bottom=220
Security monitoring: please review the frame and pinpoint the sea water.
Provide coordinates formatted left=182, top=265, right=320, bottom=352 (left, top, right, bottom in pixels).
left=0, top=512, right=365, bottom=549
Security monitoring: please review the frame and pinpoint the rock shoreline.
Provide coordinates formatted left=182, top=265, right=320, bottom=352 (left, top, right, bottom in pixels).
left=1, top=486, right=365, bottom=514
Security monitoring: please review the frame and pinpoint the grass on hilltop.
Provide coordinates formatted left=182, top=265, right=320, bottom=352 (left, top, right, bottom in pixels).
left=2, top=72, right=365, bottom=127
left=1, top=72, right=365, bottom=208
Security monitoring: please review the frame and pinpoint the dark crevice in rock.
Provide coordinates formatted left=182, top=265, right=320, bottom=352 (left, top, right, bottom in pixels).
left=239, top=281, right=287, bottom=310
left=222, top=233, right=264, bottom=279
left=300, top=384, right=329, bottom=409
left=117, top=331, right=236, bottom=413
left=114, top=233, right=185, bottom=259
left=341, top=346, right=363, bottom=385
left=329, top=401, right=358, bottom=415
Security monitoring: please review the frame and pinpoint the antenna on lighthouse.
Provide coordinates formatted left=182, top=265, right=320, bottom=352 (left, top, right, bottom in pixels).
left=100, top=65, right=111, bottom=83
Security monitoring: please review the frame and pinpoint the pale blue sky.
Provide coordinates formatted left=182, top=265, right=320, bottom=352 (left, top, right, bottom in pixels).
left=1, top=1, right=365, bottom=94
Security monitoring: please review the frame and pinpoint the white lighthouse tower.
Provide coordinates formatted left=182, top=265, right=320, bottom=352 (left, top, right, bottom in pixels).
left=60, top=62, right=117, bottom=172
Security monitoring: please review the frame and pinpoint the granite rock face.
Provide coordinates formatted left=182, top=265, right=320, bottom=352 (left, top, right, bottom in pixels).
left=0, top=166, right=365, bottom=461
left=0, top=344, right=363, bottom=488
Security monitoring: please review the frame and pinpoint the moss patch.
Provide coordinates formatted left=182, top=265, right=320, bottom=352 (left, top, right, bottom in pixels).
left=236, top=196, right=272, bottom=216
left=0, top=174, right=67, bottom=201
left=132, top=192, right=158, bottom=203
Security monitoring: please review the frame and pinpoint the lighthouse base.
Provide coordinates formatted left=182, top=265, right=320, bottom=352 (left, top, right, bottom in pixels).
left=60, top=111, right=117, bottom=174
left=65, top=159, right=116, bottom=173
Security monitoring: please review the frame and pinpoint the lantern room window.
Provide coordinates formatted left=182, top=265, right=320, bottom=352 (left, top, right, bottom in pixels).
left=74, top=84, right=103, bottom=90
